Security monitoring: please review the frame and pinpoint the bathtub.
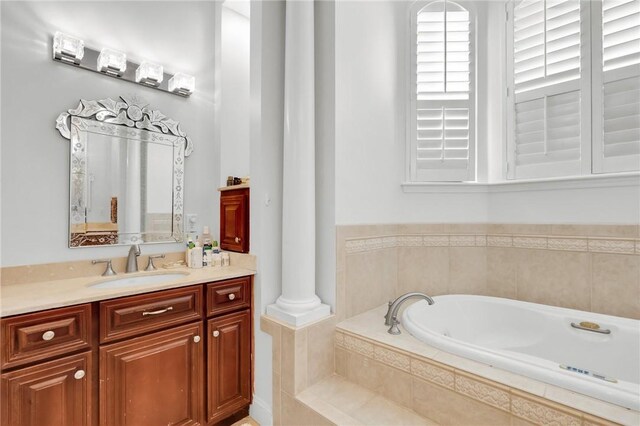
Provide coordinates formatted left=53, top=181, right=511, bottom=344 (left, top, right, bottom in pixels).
left=402, top=295, right=640, bottom=410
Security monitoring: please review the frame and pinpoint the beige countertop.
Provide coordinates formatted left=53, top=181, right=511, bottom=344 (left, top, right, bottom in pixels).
left=0, top=266, right=255, bottom=318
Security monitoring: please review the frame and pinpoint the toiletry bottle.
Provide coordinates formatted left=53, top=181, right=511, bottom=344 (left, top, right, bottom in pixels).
left=191, top=240, right=203, bottom=269
left=185, top=235, right=195, bottom=266
left=212, top=240, right=220, bottom=254
left=201, top=226, right=213, bottom=267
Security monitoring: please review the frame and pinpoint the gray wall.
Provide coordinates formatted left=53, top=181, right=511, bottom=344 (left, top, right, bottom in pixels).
left=1, top=1, right=219, bottom=266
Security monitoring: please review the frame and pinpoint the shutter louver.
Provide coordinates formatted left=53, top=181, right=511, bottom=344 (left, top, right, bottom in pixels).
left=411, top=0, right=474, bottom=182
left=595, top=0, right=640, bottom=172
left=514, top=0, right=581, bottom=93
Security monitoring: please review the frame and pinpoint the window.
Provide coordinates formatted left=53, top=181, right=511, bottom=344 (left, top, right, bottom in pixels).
left=506, top=0, right=640, bottom=180
left=408, top=0, right=475, bottom=182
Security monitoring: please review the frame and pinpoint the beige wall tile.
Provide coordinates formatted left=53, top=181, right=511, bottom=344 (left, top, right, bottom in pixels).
left=487, top=247, right=518, bottom=299
left=592, top=253, right=640, bottom=319
left=273, top=372, right=282, bottom=426
left=397, top=247, right=449, bottom=297
left=397, top=223, right=446, bottom=234
left=307, top=317, right=337, bottom=386
left=281, top=327, right=309, bottom=395
left=449, top=247, right=487, bottom=295
left=412, top=377, right=511, bottom=425
left=410, top=358, right=455, bottom=389
left=350, top=395, right=433, bottom=426
left=516, top=249, right=591, bottom=311
left=488, top=224, right=552, bottom=236
left=445, top=223, right=488, bottom=233
left=335, top=347, right=348, bottom=377
left=261, top=318, right=282, bottom=375
left=281, top=391, right=335, bottom=426
left=510, top=391, right=582, bottom=426
left=550, top=224, right=639, bottom=238
left=345, top=248, right=397, bottom=318
left=454, top=372, right=511, bottom=412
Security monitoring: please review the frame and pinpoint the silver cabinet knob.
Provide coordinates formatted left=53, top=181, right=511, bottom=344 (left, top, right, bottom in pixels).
left=74, top=370, right=85, bottom=380
left=228, top=293, right=236, bottom=301
left=193, top=335, right=201, bottom=343
left=213, top=330, right=220, bottom=338
left=42, top=331, right=55, bottom=341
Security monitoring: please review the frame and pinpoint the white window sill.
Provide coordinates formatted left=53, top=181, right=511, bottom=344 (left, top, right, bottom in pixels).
left=401, top=172, right=640, bottom=193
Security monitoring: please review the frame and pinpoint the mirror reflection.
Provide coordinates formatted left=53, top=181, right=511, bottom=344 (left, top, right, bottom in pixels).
left=55, top=96, right=193, bottom=247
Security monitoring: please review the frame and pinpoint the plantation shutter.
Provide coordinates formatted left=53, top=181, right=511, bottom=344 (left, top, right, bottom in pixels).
left=409, top=0, right=475, bottom=182
left=593, top=0, right=640, bottom=173
left=507, top=0, right=590, bottom=179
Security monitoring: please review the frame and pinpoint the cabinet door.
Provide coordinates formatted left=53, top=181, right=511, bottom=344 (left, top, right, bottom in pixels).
left=1, top=352, right=91, bottom=426
left=207, top=310, right=251, bottom=424
left=220, top=190, right=249, bottom=253
left=100, top=322, right=203, bottom=426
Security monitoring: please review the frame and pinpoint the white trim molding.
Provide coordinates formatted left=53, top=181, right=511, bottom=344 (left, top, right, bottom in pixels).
left=401, top=172, right=640, bottom=193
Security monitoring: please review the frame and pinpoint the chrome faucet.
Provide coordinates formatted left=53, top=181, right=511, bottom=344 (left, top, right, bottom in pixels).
left=126, top=244, right=141, bottom=273
left=384, top=292, right=435, bottom=335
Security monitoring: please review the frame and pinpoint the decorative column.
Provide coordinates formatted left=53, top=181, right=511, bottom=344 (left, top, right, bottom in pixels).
left=266, top=0, right=330, bottom=326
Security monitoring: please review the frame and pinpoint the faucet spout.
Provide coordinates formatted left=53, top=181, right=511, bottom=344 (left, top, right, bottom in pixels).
left=384, top=292, right=435, bottom=334
left=126, top=244, right=141, bottom=273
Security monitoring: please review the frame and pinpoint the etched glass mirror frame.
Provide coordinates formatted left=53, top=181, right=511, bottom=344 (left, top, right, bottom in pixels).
left=56, top=95, right=193, bottom=248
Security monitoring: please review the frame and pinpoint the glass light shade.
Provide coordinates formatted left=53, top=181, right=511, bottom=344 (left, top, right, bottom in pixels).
left=97, top=48, right=127, bottom=76
left=136, top=61, right=164, bottom=86
left=53, top=32, right=84, bottom=64
left=168, top=73, right=195, bottom=95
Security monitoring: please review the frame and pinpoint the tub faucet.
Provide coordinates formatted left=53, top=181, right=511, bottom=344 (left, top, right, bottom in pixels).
left=384, top=292, right=435, bottom=335
left=126, top=244, right=141, bottom=273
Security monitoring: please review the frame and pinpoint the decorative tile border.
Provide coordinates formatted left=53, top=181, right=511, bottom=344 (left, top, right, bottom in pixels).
left=334, top=330, right=621, bottom=426
left=344, top=233, right=639, bottom=255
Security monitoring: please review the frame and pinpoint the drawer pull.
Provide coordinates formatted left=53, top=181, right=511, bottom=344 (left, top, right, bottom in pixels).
left=228, top=293, right=236, bottom=301
left=74, top=370, right=85, bottom=380
left=142, top=306, right=174, bottom=316
left=235, top=237, right=241, bottom=243
left=213, top=330, right=220, bottom=338
left=42, top=331, right=56, bottom=341
left=193, top=335, right=201, bottom=343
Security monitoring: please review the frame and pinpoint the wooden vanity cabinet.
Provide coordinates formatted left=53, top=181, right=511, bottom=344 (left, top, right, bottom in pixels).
left=99, top=322, right=204, bottom=426
left=220, top=187, right=250, bottom=253
left=1, top=304, right=94, bottom=426
left=1, top=276, right=253, bottom=426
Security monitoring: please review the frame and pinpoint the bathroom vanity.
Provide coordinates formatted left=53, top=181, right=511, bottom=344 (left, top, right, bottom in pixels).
left=0, top=273, right=254, bottom=426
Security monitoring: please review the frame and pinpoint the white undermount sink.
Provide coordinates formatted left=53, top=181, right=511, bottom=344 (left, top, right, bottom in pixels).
left=89, top=272, right=189, bottom=289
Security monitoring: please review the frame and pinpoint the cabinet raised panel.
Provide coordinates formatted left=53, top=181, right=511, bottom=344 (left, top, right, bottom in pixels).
left=207, top=310, right=251, bottom=424
left=219, top=188, right=249, bottom=253
left=100, top=322, right=204, bottom=426
left=1, top=352, right=91, bottom=426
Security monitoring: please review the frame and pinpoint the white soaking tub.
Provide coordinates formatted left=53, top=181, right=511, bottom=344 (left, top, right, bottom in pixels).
left=402, top=295, right=640, bottom=410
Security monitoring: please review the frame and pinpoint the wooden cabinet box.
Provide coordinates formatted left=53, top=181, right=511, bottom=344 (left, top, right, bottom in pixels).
left=220, top=187, right=250, bottom=253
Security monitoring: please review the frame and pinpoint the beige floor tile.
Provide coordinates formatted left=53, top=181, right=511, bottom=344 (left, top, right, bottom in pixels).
left=300, top=375, right=377, bottom=415
left=351, top=395, right=436, bottom=426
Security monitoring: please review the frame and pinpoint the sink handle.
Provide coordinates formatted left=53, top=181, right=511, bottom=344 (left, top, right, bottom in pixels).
left=145, top=254, right=166, bottom=271
left=92, top=259, right=116, bottom=276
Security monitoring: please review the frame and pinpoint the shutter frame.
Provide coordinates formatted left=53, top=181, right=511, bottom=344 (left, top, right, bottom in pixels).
left=408, top=0, right=476, bottom=182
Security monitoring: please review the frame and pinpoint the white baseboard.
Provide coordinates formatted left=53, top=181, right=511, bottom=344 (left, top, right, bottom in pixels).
left=250, top=395, right=273, bottom=426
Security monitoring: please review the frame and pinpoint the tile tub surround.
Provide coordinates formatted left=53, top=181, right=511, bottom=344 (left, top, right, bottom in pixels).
left=261, top=314, right=337, bottom=425
left=336, top=224, right=640, bottom=321
left=336, top=305, right=639, bottom=426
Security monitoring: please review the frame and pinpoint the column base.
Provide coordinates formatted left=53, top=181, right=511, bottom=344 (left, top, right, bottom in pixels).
left=266, top=303, right=331, bottom=327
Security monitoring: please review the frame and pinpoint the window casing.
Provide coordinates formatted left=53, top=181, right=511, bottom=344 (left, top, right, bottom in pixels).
left=506, top=0, right=639, bottom=180
left=408, top=0, right=476, bottom=182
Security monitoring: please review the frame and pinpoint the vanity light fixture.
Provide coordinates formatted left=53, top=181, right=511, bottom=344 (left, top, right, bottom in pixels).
left=97, top=48, right=127, bottom=77
left=168, top=73, right=195, bottom=96
left=136, top=61, right=164, bottom=87
left=51, top=31, right=194, bottom=97
left=53, top=31, right=85, bottom=65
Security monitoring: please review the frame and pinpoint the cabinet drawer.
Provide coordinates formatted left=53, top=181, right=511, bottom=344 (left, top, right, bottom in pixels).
left=207, top=277, right=251, bottom=317
left=99, top=286, right=202, bottom=344
left=1, top=304, right=92, bottom=370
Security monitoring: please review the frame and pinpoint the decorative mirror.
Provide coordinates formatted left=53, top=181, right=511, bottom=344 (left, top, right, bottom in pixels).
left=56, top=95, right=193, bottom=248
